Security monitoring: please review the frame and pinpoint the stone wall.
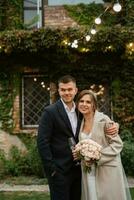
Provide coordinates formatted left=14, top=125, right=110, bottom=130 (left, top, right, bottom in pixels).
left=0, top=130, right=27, bottom=158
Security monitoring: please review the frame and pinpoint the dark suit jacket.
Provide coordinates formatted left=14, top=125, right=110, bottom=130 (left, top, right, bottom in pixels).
left=37, top=99, right=81, bottom=176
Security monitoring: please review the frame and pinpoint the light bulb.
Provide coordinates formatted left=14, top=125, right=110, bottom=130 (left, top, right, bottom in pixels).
left=74, top=44, right=78, bottom=48
left=95, top=17, right=101, bottom=25
left=41, top=81, right=44, bottom=85
left=71, top=43, right=78, bottom=48
left=91, top=29, right=96, bottom=35
left=113, top=3, right=122, bottom=12
left=73, top=39, right=78, bottom=44
left=129, top=43, right=133, bottom=47
left=85, top=35, right=91, bottom=42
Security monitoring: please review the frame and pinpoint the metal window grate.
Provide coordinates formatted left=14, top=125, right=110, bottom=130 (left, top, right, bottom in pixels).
left=22, top=75, right=50, bottom=128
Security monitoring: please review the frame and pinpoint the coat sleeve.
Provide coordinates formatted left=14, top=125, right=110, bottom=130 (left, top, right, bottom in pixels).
left=97, top=114, right=123, bottom=166
left=98, top=134, right=123, bottom=166
left=37, top=109, right=56, bottom=176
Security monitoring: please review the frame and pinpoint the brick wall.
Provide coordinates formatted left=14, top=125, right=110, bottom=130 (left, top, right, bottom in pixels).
left=44, top=6, right=79, bottom=29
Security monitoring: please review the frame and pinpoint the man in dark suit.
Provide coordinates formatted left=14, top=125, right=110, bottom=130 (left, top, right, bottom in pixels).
left=37, top=75, right=118, bottom=200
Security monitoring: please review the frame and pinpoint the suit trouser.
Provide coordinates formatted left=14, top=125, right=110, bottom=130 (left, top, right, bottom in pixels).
left=47, top=166, right=81, bottom=200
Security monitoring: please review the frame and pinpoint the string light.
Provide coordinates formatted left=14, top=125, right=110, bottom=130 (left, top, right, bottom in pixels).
left=71, top=43, right=78, bottom=48
left=73, top=39, right=78, bottom=44
left=61, top=1, right=122, bottom=49
left=85, top=35, right=91, bottom=42
left=41, top=81, right=44, bottom=85
left=91, top=28, right=97, bottom=35
left=113, top=2, right=122, bottom=12
left=62, top=39, right=68, bottom=46
left=95, top=17, right=101, bottom=25
left=126, top=42, right=134, bottom=55
left=129, top=43, right=133, bottom=47
left=71, top=39, right=79, bottom=48
left=85, top=5, right=111, bottom=42
left=80, top=48, right=89, bottom=52
left=90, top=84, right=105, bottom=96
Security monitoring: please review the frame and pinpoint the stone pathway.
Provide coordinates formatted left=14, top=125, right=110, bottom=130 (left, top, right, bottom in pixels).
left=0, top=177, right=134, bottom=192
left=128, top=177, right=134, bottom=188
left=0, top=184, right=49, bottom=192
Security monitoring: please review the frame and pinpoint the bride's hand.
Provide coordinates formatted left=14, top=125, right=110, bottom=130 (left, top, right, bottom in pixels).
left=84, top=159, right=95, bottom=166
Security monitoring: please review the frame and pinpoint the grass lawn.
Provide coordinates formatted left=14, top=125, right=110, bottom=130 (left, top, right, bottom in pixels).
left=0, top=192, right=50, bottom=200
left=0, top=176, right=133, bottom=200
left=0, top=189, right=134, bottom=200
left=130, top=188, right=134, bottom=199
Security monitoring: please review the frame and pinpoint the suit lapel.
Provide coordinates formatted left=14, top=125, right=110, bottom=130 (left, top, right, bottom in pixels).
left=56, top=100, right=74, bottom=135
left=75, top=110, right=82, bottom=142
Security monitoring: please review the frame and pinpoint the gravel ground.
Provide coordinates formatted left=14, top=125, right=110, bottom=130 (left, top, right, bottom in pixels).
left=0, top=177, right=134, bottom=192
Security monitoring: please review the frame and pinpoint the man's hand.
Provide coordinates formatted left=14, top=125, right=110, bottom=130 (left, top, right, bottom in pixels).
left=105, top=122, right=119, bottom=136
left=72, top=148, right=79, bottom=160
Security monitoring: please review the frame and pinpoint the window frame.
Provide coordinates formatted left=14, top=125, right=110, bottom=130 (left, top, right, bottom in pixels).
left=21, top=74, right=50, bottom=128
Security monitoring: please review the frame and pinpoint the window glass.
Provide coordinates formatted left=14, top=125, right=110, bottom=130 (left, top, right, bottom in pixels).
left=24, top=10, right=42, bottom=28
left=24, top=0, right=42, bottom=28
left=48, top=0, right=103, bottom=5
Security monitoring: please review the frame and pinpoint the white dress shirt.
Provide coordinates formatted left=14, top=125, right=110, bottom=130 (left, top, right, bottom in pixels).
left=61, top=99, right=77, bottom=135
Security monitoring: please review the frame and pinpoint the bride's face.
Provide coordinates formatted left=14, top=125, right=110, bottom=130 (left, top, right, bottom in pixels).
left=78, top=94, right=94, bottom=115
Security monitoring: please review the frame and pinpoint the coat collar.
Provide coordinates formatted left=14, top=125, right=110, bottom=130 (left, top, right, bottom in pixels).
left=79, top=110, right=106, bottom=140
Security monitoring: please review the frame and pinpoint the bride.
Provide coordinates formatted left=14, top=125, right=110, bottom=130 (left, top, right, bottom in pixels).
left=73, top=90, right=132, bottom=200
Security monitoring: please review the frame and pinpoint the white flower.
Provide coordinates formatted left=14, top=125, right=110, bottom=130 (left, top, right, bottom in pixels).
left=75, top=139, right=102, bottom=172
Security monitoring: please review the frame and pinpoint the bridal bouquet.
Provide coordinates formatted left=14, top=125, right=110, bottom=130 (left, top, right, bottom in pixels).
left=75, top=139, right=102, bottom=173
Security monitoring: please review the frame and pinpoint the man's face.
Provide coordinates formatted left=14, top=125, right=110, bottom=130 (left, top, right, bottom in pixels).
left=58, top=81, right=78, bottom=104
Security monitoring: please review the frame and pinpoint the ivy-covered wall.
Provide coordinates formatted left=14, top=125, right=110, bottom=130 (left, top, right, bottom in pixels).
left=0, top=73, right=20, bottom=132
left=0, top=0, right=23, bottom=30
left=0, top=53, right=133, bottom=134
left=112, top=63, right=134, bottom=132
left=0, top=0, right=133, bottom=133
left=0, top=1, right=134, bottom=176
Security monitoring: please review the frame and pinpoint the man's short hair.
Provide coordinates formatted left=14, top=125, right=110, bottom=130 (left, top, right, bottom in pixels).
left=58, top=75, right=76, bottom=85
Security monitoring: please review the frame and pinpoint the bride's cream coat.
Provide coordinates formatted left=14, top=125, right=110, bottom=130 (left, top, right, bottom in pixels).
left=79, top=110, right=131, bottom=200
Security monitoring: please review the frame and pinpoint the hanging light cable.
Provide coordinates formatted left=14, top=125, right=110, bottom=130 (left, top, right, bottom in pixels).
left=94, top=5, right=110, bottom=25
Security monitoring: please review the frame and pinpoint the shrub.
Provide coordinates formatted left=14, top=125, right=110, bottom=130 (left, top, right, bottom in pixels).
left=0, top=139, right=44, bottom=178
left=121, top=129, right=134, bottom=176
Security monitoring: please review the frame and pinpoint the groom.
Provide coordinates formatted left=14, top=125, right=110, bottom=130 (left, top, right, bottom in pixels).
left=37, top=75, right=118, bottom=200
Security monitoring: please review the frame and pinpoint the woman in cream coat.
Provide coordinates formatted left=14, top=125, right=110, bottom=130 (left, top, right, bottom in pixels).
left=74, top=90, right=132, bottom=200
